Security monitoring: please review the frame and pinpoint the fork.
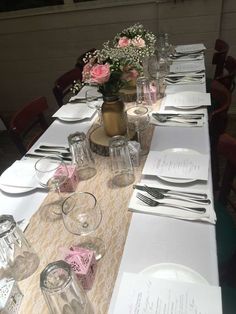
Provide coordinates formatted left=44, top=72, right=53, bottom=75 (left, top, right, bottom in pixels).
left=136, top=192, right=206, bottom=214
left=143, top=185, right=211, bottom=205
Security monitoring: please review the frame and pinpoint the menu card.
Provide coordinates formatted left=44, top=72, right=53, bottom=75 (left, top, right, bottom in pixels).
left=163, top=91, right=211, bottom=109
left=170, top=60, right=205, bottom=73
left=112, top=272, right=222, bottom=314
left=143, top=150, right=209, bottom=181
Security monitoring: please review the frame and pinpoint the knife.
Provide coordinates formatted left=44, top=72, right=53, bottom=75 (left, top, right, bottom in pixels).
left=34, top=149, right=71, bottom=157
left=133, top=185, right=208, bottom=199
left=39, top=145, right=70, bottom=152
left=25, top=153, right=72, bottom=162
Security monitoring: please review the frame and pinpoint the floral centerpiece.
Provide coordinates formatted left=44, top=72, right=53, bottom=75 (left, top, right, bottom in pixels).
left=82, top=23, right=156, bottom=97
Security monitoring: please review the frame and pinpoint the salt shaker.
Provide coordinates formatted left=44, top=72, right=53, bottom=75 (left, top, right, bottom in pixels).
left=40, top=260, right=94, bottom=314
left=0, top=215, right=39, bottom=281
left=68, top=132, right=97, bottom=180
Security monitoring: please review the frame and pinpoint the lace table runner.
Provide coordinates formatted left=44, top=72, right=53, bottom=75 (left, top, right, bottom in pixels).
left=19, top=125, right=154, bottom=314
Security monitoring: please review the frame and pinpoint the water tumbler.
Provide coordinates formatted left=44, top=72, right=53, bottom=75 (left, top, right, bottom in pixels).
left=40, top=260, right=94, bottom=314
left=0, top=215, right=39, bottom=281
left=109, top=135, right=135, bottom=187
left=68, top=132, right=96, bottom=180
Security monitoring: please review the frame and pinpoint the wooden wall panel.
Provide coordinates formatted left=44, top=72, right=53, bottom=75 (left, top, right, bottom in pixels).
left=0, top=0, right=235, bottom=118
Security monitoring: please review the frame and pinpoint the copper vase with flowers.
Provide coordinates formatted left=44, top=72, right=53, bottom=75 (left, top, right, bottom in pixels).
left=82, top=23, right=156, bottom=137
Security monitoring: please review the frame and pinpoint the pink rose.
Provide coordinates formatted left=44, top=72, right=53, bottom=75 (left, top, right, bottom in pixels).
left=90, top=63, right=110, bottom=84
left=118, top=36, right=131, bottom=48
left=132, top=37, right=146, bottom=48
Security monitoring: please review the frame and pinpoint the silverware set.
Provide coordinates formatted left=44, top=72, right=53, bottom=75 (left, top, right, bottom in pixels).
left=25, top=145, right=72, bottom=162
left=152, top=113, right=204, bottom=125
left=136, top=192, right=206, bottom=214
left=134, top=184, right=210, bottom=214
left=165, top=75, right=204, bottom=84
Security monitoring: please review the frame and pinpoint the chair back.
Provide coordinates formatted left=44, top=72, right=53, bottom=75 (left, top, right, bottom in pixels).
left=9, top=97, right=49, bottom=155
left=212, top=39, right=229, bottom=79
left=209, top=80, right=232, bottom=191
left=218, top=133, right=236, bottom=210
left=217, top=56, right=236, bottom=92
left=75, top=48, right=96, bottom=71
left=53, top=67, right=82, bottom=107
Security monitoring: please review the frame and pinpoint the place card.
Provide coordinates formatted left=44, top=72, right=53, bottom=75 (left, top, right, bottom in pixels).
left=163, top=91, right=211, bottom=109
left=143, top=150, right=209, bottom=181
left=112, top=272, right=222, bottom=314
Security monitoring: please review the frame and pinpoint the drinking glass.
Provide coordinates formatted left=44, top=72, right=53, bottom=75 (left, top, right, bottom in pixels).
left=40, top=260, right=94, bottom=314
left=126, top=106, right=150, bottom=156
left=62, top=192, right=105, bottom=261
left=136, top=76, right=152, bottom=108
left=0, top=215, right=39, bottom=281
left=68, top=132, right=97, bottom=181
left=109, top=135, right=135, bottom=187
left=35, top=155, right=69, bottom=216
left=85, top=88, right=103, bottom=125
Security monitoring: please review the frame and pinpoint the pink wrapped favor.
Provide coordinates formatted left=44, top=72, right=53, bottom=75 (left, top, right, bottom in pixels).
left=55, top=165, right=79, bottom=192
left=62, top=246, right=97, bottom=290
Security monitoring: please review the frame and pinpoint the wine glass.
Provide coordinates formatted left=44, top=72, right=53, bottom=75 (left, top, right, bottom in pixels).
left=85, top=88, right=103, bottom=125
left=126, top=105, right=150, bottom=156
left=62, top=192, right=105, bottom=261
left=35, top=155, right=69, bottom=216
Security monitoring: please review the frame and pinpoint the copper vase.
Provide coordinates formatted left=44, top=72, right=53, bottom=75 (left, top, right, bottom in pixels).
left=102, top=96, right=127, bottom=137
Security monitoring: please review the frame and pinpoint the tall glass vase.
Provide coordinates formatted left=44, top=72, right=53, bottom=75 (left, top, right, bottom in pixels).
left=101, top=95, right=127, bottom=137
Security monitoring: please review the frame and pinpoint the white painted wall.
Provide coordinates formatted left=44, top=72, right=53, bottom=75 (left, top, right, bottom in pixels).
left=0, top=0, right=235, bottom=124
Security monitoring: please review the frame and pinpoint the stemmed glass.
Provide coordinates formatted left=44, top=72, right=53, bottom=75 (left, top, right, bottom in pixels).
left=62, top=192, right=105, bottom=261
left=85, top=88, right=103, bottom=125
left=126, top=105, right=150, bottom=156
left=35, top=155, right=69, bottom=216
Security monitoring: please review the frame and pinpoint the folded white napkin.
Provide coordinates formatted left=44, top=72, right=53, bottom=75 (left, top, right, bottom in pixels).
left=175, top=43, right=206, bottom=54
left=0, top=160, right=38, bottom=188
left=52, top=103, right=96, bottom=120
left=129, top=189, right=215, bottom=224
left=69, top=85, right=99, bottom=101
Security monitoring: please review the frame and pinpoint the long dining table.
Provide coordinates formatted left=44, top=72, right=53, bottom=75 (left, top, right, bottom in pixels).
left=0, top=46, right=219, bottom=313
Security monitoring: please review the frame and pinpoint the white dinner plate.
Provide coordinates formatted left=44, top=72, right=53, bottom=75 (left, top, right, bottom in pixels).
left=158, top=148, right=201, bottom=184
left=0, top=183, right=37, bottom=194
left=57, top=116, right=89, bottom=122
left=140, top=263, right=209, bottom=285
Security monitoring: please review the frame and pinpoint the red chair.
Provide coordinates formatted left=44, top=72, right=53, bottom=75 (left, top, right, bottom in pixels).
left=218, top=133, right=236, bottom=210
left=9, top=97, right=49, bottom=155
left=53, top=67, right=82, bottom=107
left=209, top=80, right=232, bottom=191
left=217, top=56, right=236, bottom=92
left=212, top=39, right=229, bottom=79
